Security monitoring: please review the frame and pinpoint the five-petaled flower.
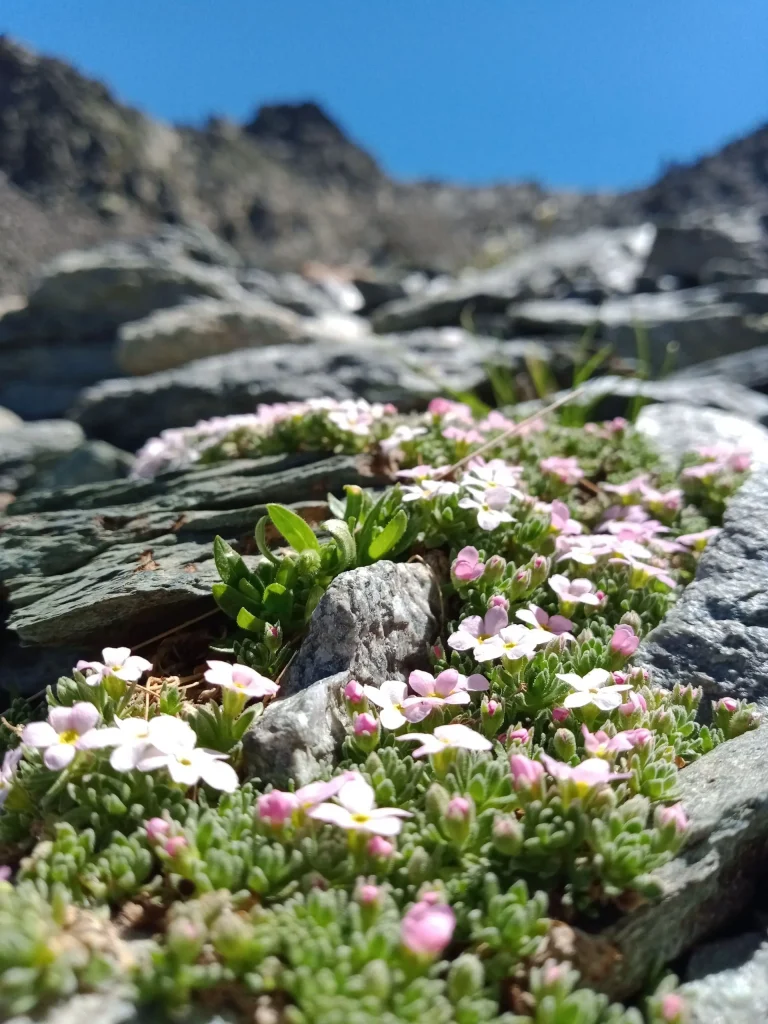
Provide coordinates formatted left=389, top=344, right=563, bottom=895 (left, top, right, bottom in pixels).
left=404, top=668, right=488, bottom=711
left=76, top=647, right=152, bottom=687
left=447, top=606, right=508, bottom=653
left=22, top=703, right=103, bottom=771
left=451, top=545, right=485, bottom=582
left=308, top=773, right=412, bottom=836
left=473, top=623, right=551, bottom=664
left=364, top=681, right=431, bottom=730
left=548, top=574, right=602, bottom=608
left=204, top=661, right=279, bottom=699
left=398, top=724, right=493, bottom=759
left=516, top=604, right=574, bottom=636
left=458, top=486, right=515, bottom=531
left=556, top=669, right=632, bottom=711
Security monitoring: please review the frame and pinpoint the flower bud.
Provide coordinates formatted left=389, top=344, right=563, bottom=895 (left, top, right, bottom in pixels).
left=718, top=697, right=738, bottom=713
left=488, top=594, right=509, bottom=609
left=529, top=555, right=550, bottom=587
left=358, top=883, right=381, bottom=906
left=480, top=696, right=504, bottom=737
left=553, top=728, right=577, bottom=761
left=483, top=555, right=506, bottom=582
left=657, top=802, right=689, bottom=835
left=492, top=814, right=523, bottom=855
left=610, top=624, right=639, bottom=659
left=509, top=754, right=544, bottom=791
left=507, top=726, right=531, bottom=745
left=443, top=795, right=474, bottom=845
left=145, top=817, right=170, bottom=842
left=659, top=993, right=687, bottom=1023
left=344, top=679, right=366, bottom=708
left=401, top=900, right=455, bottom=958
left=509, top=568, right=532, bottom=599
left=619, top=610, right=642, bottom=634
left=352, top=712, right=380, bottom=753
left=263, top=621, right=282, bottom=654
left=166, top=917, right=204, bottom=961
left=552, top=706, right=571, bottom=723
left=367, top=835, right=394, bottom=860
left=406, top=846, right=431, bottom=884
left=425, top=782, right=450, bottom=822
left=164, top=836, right=188, bottom=858
left=651, top=708, right=675, bottom=735
left=447, top=954, right=484, bottom=1001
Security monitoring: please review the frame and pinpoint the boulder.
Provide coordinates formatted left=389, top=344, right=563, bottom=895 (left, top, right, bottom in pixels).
left=371, top=226, right=655, bottom=333
left=24, top=440, right=134, bottom=493
left=0, top=419, right=85, bottom=495
left=72, top=331, right=575, bottom=451
left=116, top=296, right=369, bottom=375
left=674, top=336, right=768, bottom=393
left=243, top=561, right=440, bottom=787
left=567, top=726, right=768, bottom=1000
left=636, top=404, right=768, bottom=467
left=681, top=931, right=768, bottom=1024
left=0, top=405, right=22, bottom=430
left=640, top=468, right=768, bottom=708
left=642, top=223, right=767, bottom=286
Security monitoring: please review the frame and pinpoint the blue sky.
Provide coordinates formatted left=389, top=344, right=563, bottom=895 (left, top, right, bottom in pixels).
left=2, top=0, right=767, bottom=190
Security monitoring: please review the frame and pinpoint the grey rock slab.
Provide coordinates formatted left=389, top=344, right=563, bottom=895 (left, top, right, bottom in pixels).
left=243, top=561, right=440, bottom=787
left=640, top=468, right=768, bottom=707
left=371, top=226, right=655, bottom=333
left=636, top=403, right=768, bottom=466
left=682, top=932, right=768, bottom=1024
left=71, top=331, right=567, bottom=451
left=116, top=295, right=369, bottom=375
left=643, top=224, right=767, bottom=285
left=24, top=440, right=134, bottom=493
left=0, top=419, right=85, bottom=495
left=674, top=342, right=768, bottom=395
left=0, top=405, right=22, bottom=430
left=573, top=726, right=768, bottom=1000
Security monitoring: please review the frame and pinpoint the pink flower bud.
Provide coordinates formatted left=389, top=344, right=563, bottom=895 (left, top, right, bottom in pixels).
left=354, top=713, right=378, bottom=736
left=446, top=796, right=471, bottom=820
left=367, top=835, right=394, bottom=859
left=509, top=754, right=544, bottom=789
left=452, top=546, right=485, bottom=582
left=164, top=836, right=188, bottom=857
left=145, top=817, right=171, bottom=842
left=595, top=590, right=606, bottom=602
left=359, top=884, right=380, bottom=906
left=0, top=866, right=11, bottom=882
left=718, top=697, right=738, bottom=713
left=487, top=699, right=501, bottom=716
left=507, top=727, right=531, bottom=743
left=401, top=900, right=456, bottom=957
left=610, top=624, right=639, bottom=656
left=428, top=397, right=453, bottom=416
left=258, top=790, right=299, bottom=827
left=624, top=728, right=653, bottom=748
left=543, top=962, right=566, bottom=986
left=344, top=679, right=365, bottom=704
left=488, top=594, right=509, bottom=609
left=659, top=802, right=689, bottom=833
left=619, top=692, right=647, bottom=716
left=552, top=707, right=570, bottom=723
left=660, top=993, right=687, bottom=1022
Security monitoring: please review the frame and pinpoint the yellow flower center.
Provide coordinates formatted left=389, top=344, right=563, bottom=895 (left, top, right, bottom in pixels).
left=178, top=757, right=192, bottom=767
left=59, top=730, right=79, bottom=745
left=352, top=813, right=370, bottom=824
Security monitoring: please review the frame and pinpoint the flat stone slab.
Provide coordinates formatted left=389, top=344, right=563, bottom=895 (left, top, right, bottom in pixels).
left=641, top=468, right=768, bottom=707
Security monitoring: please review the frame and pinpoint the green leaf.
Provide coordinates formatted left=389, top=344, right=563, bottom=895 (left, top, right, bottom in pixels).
left=237, top=577, right=264, bottom=604
left=323, top=518, right=356, bottom=570
left=213, top=535, right=250, bottom=587
left=356, top=490, right=391, bottom=564
left=236, top=607, right=265, bottom=633
left=368, top=509, right=408, bottom=561
left=267, top=503, right=321, bottom=554
left=304, top=583, right=326, bottom=622
left=262, top=581, right=294, bottom=620
left=255, top=516, right=280, bottom=565
left=213, top=583, right=252, bottom=621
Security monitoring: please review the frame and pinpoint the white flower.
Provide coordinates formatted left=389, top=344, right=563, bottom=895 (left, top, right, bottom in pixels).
left=401, top=478, right=460, bottom=502
left=460, top=458, right=523, bottom=495
left=474, top=624, right=551, bottom=663
left=308, top=773, right=412, bottom=836
left=204, top=661, right=279, bottom=699
left=78, top=714, right=196, bottom=772
left=548, top=574, right=602, bottom=607
left=458, top=486, right=515, bottom=531
left=557, top=670, right=631, bottom=711
left=0, top=748, right=22, bottom=807
left=135, top=717, right=239, bottom=792
left=75, top=647, right=152, bottom=687
left=21, top=703, right=102, bottom=771
left=364, top=680, right=431, bottom=730
left=397, top=723, right=493, bottom=758
left=379, top=424, right=428, bottom=453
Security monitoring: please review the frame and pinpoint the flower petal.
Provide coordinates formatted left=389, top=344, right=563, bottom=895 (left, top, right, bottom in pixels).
left=21, top=721, right=58, bottom=748
left=408, top=670, right=435, bottom=698
left=563, top=691, right=593, bottom=708
left=44, top=744, right=76, bottom=771
left=337, top=775, right=376, bottom=815
left=308, top=803, right=355, bottom=828
left=200, top=758, right=239, bottom=793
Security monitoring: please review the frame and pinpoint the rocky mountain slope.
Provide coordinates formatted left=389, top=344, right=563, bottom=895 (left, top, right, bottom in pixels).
left=0, top=35, right=766, bottom=293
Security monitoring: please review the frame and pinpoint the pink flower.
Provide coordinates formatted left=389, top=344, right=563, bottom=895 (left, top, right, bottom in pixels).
left=447, top=606, right=508, bottom=653
left=76, top=646, right=152, bottom=687
left=540, top=753, right=629, bottom=792
left=550, top=500, right=583, bottom=535
left=602, top=475, right=650, bottom=501
left=258, top=790, right=300, bottom=827
left=22, top=703, right=103, bottom=770
left=677, top=527, right=719, bottom=552
left=401, top=900, right=456, bottom=957
left=354, top=712, right=379, bottom=736
left=405, top=668, right=488, bottom=711
left=458, top=486, right=515, bottom=531
left=442, top=426, right=483, bottom=444
left=510, top=754, right=545, bottom=789
left=398, top=724, right=493, bottom=759
left=717, top=697, right=738, bottom=713
left=622, top=728, right=654, bottom=748
left=489, top=594, right=509, bottom=609
left=427, top=397, right=455, bottom=417
left=659, top=993, right=687, bottom=1022
left=451, top=545, right=485, bottom=582
left=344, top=679, right=365, bottom=705
left=658, top=802, right=689, bottom=833
left=164, top=836, right=188, bottom=857
left=581, top=724, right=634, bottom=758
left=308, top=774, right=412, bottom=836
left=358, top=884, right=381, bottom=906
left=364, top=681, right=431, bottom=730
left=428, top=398, right=473, bottom=422
left=507, top=727, right=531, bottom=743
left=516, top=604, right=574, bottom=636
left=548, top=574, right=601, bottom=608
left=367, top=835, right=394, bottom=859
left=619, top=692, right=647, bottom=716
left=145, top=817, right=171, bottom=842
left=204, top=660, right=279, bottom=699
left=610, top=624, right=640, bottom=657
left=540, top=455, right=584, bottom=486
left=397, top=464, right=438, bottom=481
